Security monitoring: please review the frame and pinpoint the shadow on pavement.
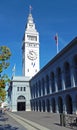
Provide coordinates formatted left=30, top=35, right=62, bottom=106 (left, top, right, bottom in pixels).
left=0, top=113, right=19, bottom=130
left=54, top=123, right=61, bottom=126
left=0, top=124, right=18, bottom=130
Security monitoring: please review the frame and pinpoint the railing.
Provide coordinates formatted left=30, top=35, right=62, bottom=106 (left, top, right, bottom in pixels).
left=60, top=113, right=77, bottom=129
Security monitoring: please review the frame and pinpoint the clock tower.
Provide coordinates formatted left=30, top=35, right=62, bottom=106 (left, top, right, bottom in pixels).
left=22, top=8, right=40, bottom=78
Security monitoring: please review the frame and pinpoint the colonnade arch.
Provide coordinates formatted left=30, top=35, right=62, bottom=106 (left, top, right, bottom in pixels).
left=65, top=94, right=73, bottom=114
left=51, top=98, right=56, bottom=113
left=31, top=93, right=76, bottom=114
left=46, top=99, right=50, bottom=112
left=39, top=100, right=41, bottom=112
left=31, top=55, right=77, bottom=100
left=64, top=62, right=71, bottom=88
left=73, top=55, right=77, bottom=86
left=42, top=100, right=45, bottom=112
left=58, top=96, right=63, bottom=113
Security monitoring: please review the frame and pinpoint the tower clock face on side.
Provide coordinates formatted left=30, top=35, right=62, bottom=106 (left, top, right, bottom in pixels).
left=27, top=50, right=37, bottom=60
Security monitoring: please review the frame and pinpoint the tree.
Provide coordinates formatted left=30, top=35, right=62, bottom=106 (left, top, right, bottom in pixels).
left=0, top=46, right=11, bottom=102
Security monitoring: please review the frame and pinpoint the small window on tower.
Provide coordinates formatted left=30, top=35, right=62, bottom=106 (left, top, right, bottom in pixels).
left=27, top=69, right=29, bottom=72
left=17, top=87, right=19, bottom=91
left=20, top=87, right=22, bottom=91
left=24, top=87, right=26, bottom=91
left=29, top=24, right=33, bottom=28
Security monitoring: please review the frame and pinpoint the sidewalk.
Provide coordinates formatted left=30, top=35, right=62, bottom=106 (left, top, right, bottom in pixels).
left=0, top=111, right=27, bottom=130
left=13, top=111, right=71, bottom=130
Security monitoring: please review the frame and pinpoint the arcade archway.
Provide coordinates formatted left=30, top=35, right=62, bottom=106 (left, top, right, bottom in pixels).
left=66, top=94, right=72, bottom=114
left=17, top=95, right=26, bottom=111
left=58, top=96, right=63, bottom=113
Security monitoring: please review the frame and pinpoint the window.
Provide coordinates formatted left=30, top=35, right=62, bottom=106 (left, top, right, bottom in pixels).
left=27, top=35, right=37, bottom=41
left=24, top=87, right=26, bottom=91
left=17, top=87, right=19, bottom=91
left=64, top=62, right=71, bottom=88
left=20, top=87, right=22, bottom=91
left=51, top=72, right=55, bottom=92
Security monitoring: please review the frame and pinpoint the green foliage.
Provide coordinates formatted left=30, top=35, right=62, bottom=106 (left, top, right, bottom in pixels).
left=0, top=88, right=6, bottom=101
left=0, top=46, right=11, bottom=101
left=0, top=46, right=11, bottom=73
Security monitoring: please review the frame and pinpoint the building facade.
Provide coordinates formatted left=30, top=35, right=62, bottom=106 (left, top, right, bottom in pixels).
left=30, top=37, right=77, bottom=114
left=8, top=76, right=31, bottom=111
left=8, top=9, right=40, bottom=112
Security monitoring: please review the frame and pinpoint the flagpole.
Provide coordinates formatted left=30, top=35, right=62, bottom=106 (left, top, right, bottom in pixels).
left=29, top=5, right=32, bottom=14
left=57, top=39, right=59, bottom=54
left=12, top=64, right=16, bottom=76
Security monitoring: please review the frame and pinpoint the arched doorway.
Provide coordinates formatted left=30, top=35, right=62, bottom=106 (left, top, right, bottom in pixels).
left=66, top=95, right=73, bottom=114
left=58, top=96, right=63, bottom=113
left=17, top=95, right=26, bottom=111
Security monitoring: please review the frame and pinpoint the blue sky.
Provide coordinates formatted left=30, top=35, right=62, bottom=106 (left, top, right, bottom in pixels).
left=0, top=0, right=77, bottom=78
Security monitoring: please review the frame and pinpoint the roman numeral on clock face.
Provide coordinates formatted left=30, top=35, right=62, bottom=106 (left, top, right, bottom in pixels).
left=31, top=62, right=35, bottom=67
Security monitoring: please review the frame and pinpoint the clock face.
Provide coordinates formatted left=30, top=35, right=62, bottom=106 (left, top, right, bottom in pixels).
left=27, top=50, right=37, bottom=60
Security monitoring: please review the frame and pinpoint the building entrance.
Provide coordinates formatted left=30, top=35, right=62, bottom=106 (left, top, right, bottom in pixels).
left=17, top=95, right=26, bottom=111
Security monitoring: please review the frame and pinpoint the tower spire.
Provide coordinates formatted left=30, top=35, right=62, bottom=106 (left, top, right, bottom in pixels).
left=29, top=5, right=32, bottom=14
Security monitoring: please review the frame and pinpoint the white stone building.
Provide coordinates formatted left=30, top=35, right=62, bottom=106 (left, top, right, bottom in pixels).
left=30, top=37, right=77, bottom=114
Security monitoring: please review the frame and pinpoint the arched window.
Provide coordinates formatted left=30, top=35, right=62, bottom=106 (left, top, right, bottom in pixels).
left=51, top=72, right=55, bottom=92
left=64, top=62, right=71, bottom=88
left=57, top=67, right=62, bottom=91
left=36, top=83, right=38, bottom=97
left=39, top=80, right=41, bottom=96
left=17, top=95, right=25, bottom=100
left=33, top=85, right=35, bottom=98
left=46, top=75, right=50, bottom=94
left=42, top=78, right=45, bottom=95
left=30, top=87, right=33, bottom=99
left=73, top=55, right=77, bottom=86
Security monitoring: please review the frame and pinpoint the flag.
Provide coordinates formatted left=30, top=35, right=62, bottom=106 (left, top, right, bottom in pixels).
left=12, top=65, right=16, bottom=72
left=55, top=33, right=58, bottom=45
left=54, top=33, right=59, bottom=53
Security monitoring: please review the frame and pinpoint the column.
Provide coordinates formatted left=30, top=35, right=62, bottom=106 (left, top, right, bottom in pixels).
left=55, top=98, right=59, bottom=113
left=72, top=95, right=76, bottom=114
left=55, top=76, right=58, bottom=92
left=49, top=77, right=52, bottom=94
left=50, top=100, right=53, bottom=113
left=63, top=99, right=67, bottom=114
left=61, top=67, right=66, bottom=90
left=70, top=63, right=75, bottom=87
left=45, top=79, right=47, bottom=95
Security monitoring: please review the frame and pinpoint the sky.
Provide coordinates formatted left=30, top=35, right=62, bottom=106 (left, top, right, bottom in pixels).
left=0, top=0, right=77, bottom=78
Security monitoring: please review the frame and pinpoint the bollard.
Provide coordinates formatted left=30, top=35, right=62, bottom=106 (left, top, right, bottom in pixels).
left=60, top=113, right=65, bottom=126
